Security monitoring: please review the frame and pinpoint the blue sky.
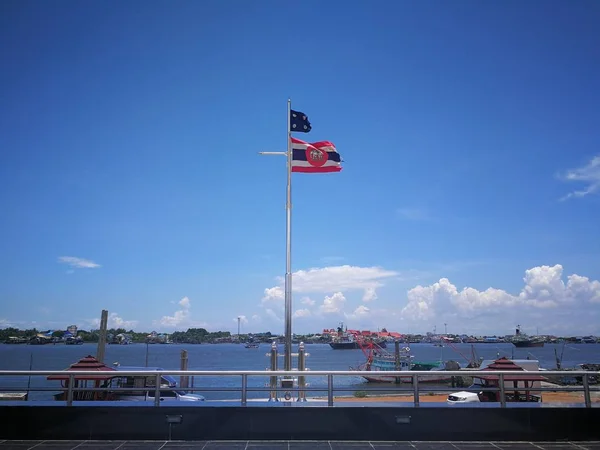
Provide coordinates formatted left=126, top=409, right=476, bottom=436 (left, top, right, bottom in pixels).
left=1, top=0, right=600, bottom=336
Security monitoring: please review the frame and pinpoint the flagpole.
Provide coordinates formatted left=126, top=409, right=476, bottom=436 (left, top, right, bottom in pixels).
left=284, top=98, right=293, bottom=372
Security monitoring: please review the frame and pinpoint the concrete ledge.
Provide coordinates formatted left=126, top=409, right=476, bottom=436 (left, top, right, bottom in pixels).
left=1, top=405, right=599, bottom=441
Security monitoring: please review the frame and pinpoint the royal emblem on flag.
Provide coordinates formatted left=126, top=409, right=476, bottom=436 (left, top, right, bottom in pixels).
left=307, top=147, right=328, bottom=167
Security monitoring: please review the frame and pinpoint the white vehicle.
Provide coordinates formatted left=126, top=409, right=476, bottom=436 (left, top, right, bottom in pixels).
left=447, top=391, right=480, bottom=404
left=447, top=358, right=543, bottom=404
left=108, top=366, right=205, bottom=402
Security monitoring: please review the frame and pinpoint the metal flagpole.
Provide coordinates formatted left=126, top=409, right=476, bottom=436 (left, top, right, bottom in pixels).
left=257, top=99, right=295, bottom=374
left=284, top=98, right=293, bottom=372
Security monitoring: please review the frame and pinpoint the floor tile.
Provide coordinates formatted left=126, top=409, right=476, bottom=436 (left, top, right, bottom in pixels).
left=118, top=443, right=167, bottom=450
left=330, top=442, right=377, bottom=449
left=453, top=445, right=497, bottom=450
left=77, top=447, right=126, bottom=450
left=201, top=443, right=246, bottom=450
left=246, top=446, right=288, bottom=450
left=372, top=443, right=401, bottom=449
left=412, top=444, right=457, bottom=450
left=78, top=443, right=126, bottom=450
left=247, top=442, right=289, bottom=449
left=493, top=446, right=538, bottom=450
left=35, top=443, right=86, bottom=450
left=162, top=443, right=207, bottom=449
left=534, top=446, right=580, bottom=450
left=0, top=443, right=43, bottom=450
left=289, top=442, right=331, bottom=449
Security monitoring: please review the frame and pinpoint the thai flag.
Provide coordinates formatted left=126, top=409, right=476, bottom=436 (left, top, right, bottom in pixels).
left=291, top=137, right=342, bottom=173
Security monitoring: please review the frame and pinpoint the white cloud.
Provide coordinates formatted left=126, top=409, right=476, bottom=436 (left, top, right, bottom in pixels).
left=300, top=296, right=315, bottom=306
left=558, top=155, right=600, bottom=200
left=157, top=296, right=191, bottom=327
left=57, top=256, right=101, bottom=269
left=264, top=265, right=398, bottom=298
left=353, top=305, right=370, bottom=316
left=319, top=292, right=347, bottom=314
left=293, top=309, right=311, bottom=318
left=251, top=314, right=261, bottom=321
left=89, top=313, right=137, bottom=329
left=362, top=287, right=378, bottom=302
left=567, top=274, right=600, bottom=303
left=262, top=286, right=284, bottom=304
left=401, top=264, right=600, bottom=322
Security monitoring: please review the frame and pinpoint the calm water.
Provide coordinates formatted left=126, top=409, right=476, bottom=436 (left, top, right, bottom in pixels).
left=1, top=342, right=598, bottom=400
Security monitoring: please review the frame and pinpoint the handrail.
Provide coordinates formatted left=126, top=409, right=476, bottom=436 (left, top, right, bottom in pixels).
left=0, top=369, right=597, bottom=376
left=0, top=369, right=597, bottom=408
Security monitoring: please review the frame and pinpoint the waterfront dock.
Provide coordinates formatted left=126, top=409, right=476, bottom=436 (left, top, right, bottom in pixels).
left=1, top=369, right=599, bottom=442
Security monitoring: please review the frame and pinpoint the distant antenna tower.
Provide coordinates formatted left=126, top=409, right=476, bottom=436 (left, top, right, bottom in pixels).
left=237, top=316, right=241, bottom=338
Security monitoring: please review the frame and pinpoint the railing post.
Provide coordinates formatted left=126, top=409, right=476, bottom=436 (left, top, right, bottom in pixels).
left=327, top=374, right=334, bottom=406
left=297, top=342, right=306, bottom=402
left=269, top=342, right=278, bottom=401
left=412, top=374, right=419, bottom=407
left=66, top=374, right=74, bottom=406
left=241, top=374, right=248, bottom=406
left=154, top=374, right=161, bottom=407
left=499, top=373, right=506, bottom=408
left=583, top=373, right=591, bottom=408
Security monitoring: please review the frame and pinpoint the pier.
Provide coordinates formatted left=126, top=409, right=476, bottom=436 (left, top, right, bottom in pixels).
left=0, top=368, right=599, bottom=442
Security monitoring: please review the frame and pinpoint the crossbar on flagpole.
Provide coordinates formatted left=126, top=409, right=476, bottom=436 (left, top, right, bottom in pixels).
left=258, top=152, right=287, bottom=155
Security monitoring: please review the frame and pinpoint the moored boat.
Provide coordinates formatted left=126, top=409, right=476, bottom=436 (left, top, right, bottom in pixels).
left=510, top=325, right=545, bottom=348
left=353, top=341, right=453, bottom=384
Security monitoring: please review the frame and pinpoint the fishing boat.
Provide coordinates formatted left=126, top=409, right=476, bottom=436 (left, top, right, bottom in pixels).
left=352, top=341, right=452, bottom=384
left=65, top=335, right=83, bottom=345
left=245, top=342, right=260, bottom=348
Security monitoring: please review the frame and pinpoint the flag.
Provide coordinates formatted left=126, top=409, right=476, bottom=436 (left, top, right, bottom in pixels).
left=290, top=110, right=311, bottom=133
left=291, top=137, right=342, bottom=173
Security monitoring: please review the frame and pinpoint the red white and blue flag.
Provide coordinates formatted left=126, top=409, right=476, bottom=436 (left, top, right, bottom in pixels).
left=291, top=137, right=342, bottom=173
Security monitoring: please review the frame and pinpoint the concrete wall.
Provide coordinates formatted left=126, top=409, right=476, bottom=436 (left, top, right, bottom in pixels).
left=2, top=405, right=599, bottom=441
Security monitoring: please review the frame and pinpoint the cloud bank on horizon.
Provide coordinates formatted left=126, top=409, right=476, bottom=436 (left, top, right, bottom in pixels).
left=5, top=263, right=597, bottom=336
left=256, top=263, right=600, bottom=335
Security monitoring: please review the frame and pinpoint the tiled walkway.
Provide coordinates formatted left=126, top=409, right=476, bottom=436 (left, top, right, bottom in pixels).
left=0, top=441, right=599, bottom=450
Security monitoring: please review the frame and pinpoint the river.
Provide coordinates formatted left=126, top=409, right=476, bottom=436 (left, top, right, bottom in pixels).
left=1, top=342, right=598, bottom=400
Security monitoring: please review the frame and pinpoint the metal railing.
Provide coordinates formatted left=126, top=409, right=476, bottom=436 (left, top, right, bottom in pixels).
left=0, top=369, right=598, bottom=408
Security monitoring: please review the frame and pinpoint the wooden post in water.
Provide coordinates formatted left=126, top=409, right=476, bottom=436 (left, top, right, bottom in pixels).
left=394, top=340, right=401, bottom=384
left=297, top=342, right=306, bottom=402
left=180, top=349, right=189, bottom=390
left=96, top=310, right=108, bottom=363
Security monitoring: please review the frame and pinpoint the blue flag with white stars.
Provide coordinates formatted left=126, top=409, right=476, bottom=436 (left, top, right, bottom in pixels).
left=290, top=110, right=311, bottom=133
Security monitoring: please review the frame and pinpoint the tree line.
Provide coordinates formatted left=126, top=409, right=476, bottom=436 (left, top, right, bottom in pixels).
left=0, top=326, right=236, bottom=344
